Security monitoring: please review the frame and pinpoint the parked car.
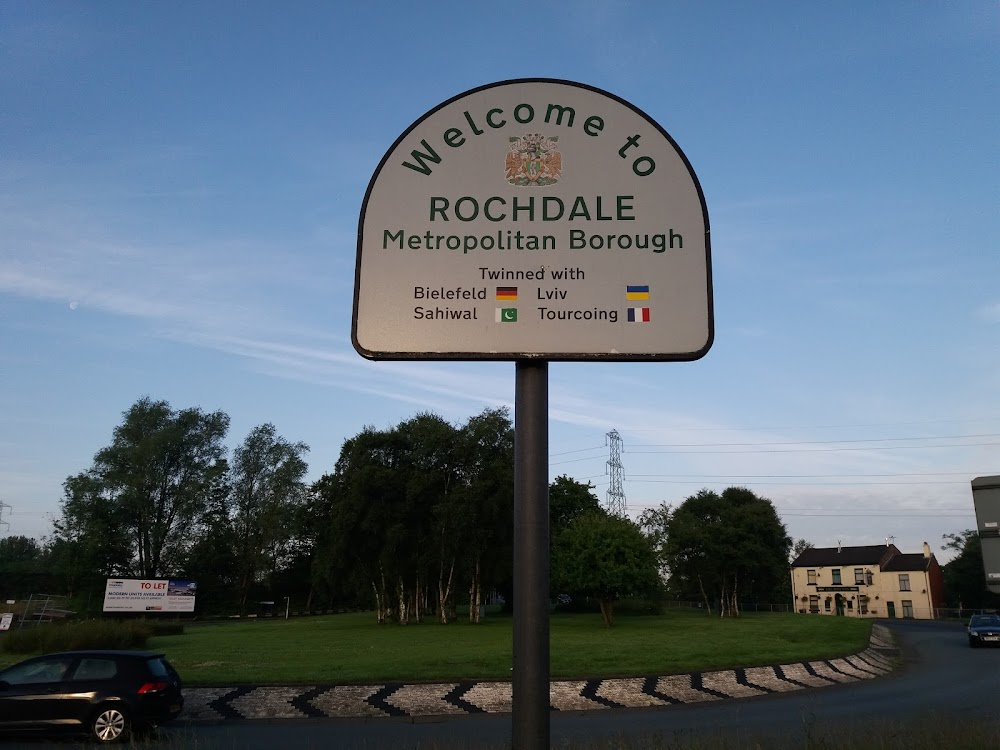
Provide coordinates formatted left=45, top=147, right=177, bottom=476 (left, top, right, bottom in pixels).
left=0, top=650, right=183, bottom=743
left=967, top=613, right=1000, bottom=648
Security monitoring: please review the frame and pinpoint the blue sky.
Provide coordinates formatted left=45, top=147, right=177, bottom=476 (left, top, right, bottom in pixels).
left=2, top=1, right=998, bottom=564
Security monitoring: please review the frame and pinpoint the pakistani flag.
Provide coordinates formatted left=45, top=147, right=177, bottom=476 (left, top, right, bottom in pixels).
left=496, top=307, right=518, bottom=323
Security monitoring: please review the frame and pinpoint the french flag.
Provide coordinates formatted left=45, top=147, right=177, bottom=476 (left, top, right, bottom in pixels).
left=627, top=307, right=650, bottom=323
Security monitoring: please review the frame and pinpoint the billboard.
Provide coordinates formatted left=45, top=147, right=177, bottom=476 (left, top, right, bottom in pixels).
left=354, top=78, right=713, bottom=361
left=102, top=579, right=197, bottom=613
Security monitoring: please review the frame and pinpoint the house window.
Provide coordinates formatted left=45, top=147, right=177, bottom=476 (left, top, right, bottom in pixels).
left=902, top=600, right=914, bottom=618
left=847, top=599, right=853, bottom=610
left=866, top=570, right=874, bottom=585
left=854, top=568, right=865, bottom=585
left=807, top=569, right=817, bottom=585
left=899, top=574, right=911, bottom=591
left=824, top=597, right=831, bottom=611
left=809, top=595, right=819, bottom=613
left=860, top=595, right=869, bottom=615
left=831, top=569, right=842, bottom=585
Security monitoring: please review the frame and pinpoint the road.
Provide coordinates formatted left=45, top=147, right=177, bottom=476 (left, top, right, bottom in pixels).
left=2, top=620, right=998, bottom=749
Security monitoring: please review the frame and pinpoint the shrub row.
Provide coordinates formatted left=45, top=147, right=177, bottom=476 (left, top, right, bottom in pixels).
left=1, top=618, right=184, bottom=654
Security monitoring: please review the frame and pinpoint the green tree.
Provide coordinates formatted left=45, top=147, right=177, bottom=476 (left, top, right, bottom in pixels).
left=663, top=487, right=791, bottom=616
left=0, top=535, right=42, bottom=563
left=455, top=408, right=514, bottom=623
left=638, top=500, right=672, bottom=580
left=941, top=530, right=1000, bottom=610
left=230, top=423, right=310, bottom=612
left=549, top=475, right=603, bottom=538
left=396, top=412, right=461, bottom=624
left=54, top=472, right=140, bottom=589
left=790, top=538, right=814, bottom=562
left=311, top=409, right=516, bottom=624
left=54, top=397, right=230, bottom=578
left=313, top=416, right=458, bottom=624
left=552, top=513, right=659, bottom=627
left=0, top=535, right=50, bottom=599
left=179, top=473, right=239, bottom=614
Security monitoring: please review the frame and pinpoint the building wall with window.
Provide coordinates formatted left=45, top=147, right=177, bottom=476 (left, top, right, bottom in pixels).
left=790, top=542, right=944, bottom=619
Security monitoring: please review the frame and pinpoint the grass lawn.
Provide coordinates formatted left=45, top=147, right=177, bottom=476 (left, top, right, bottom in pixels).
left=107, top=608, right=874, bottom=686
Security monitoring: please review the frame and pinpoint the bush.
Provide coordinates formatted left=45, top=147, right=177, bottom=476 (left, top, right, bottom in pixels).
left=0, top=618, right=183, bottom=655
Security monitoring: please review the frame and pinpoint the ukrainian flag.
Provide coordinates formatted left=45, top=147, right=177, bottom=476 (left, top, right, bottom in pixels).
left=626, top=285, right=650, bottom=301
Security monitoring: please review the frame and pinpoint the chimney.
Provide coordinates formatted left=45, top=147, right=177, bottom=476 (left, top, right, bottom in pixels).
left=923, top=541, right=931, bottom=558
left=837, top=540, right=842, bottom=553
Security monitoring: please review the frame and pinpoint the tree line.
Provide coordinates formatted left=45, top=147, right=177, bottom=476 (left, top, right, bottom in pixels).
left=15, top=397, right=991, bottom=624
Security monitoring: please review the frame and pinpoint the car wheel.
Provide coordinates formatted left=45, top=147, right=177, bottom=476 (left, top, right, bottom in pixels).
left=91, top=705, right=130, bottom=743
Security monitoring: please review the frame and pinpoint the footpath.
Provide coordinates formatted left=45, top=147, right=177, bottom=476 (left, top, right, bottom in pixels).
left=180, top=624, right=898, bottom=722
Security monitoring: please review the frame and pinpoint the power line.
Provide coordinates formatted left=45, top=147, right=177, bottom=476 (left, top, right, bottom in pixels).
left=551, top=445, right=606, bottom=457
left=551, top=455, right=607, bottom=466
left=629, top=472, right=985, bottom=478
left=628, top=479, right=973, bottom=486
left=779, top=511, right=973, bottom=518
left=626, top=441, right=1000, bottom=455
left=628, top=433, right=1000, bottom=448
left=621, top=417, right=1000, bottom=433
left=784, top=506, right=975, bottom=515
left=625, top=502, right=974, bottom=518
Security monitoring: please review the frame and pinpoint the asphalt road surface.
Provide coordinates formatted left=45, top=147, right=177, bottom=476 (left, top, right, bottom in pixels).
left=2, top=619, right=998, bottom=749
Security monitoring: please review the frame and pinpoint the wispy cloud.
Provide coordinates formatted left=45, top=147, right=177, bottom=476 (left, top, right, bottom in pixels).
left=0, top=192, right=335, bottom=331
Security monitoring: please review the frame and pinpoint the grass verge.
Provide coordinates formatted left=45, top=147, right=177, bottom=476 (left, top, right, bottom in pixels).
left=2, top=609, right=875, bottom=686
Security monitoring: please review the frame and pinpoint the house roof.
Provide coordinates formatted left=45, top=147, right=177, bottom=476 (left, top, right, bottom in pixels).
left=882, top=553, right=933, bottom=572
left=791, top=544, right=898, bottom=567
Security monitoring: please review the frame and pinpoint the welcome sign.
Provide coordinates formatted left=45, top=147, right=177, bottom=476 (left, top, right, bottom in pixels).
left=354, top=78, right=713, bottom=361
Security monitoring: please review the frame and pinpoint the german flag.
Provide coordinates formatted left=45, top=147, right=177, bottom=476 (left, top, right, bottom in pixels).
left=496, top=287, right=518, bottom=301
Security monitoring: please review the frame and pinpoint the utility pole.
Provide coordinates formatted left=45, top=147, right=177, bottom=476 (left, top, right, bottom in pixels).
left=605, top=430, right=626, bottom=517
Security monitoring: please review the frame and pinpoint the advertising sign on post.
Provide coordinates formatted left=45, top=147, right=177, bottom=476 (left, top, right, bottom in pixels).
left=972, top=476, right=1000, bottom=595
left=354, top=78, right=713, bottom=361
left=0, top=612, right=13, bottom=631
left=102, top=579, right=197, bottom=613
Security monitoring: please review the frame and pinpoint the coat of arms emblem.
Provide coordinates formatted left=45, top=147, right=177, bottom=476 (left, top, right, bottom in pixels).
left=505, top=133, right=562, bottom=186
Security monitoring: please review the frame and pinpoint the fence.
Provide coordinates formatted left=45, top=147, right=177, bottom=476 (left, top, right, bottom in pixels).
left=934, top=607, right=998, bottom=621
left=14, top=594, right=74, bottom=628
left=662, top=600, right=793, bottom=614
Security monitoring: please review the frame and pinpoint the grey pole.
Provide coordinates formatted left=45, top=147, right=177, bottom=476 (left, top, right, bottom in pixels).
left=512, top=359, right=550, bottom=750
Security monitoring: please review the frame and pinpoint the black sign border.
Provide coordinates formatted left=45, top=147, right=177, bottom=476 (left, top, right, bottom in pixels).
left=353, top=78, right=714, bottom=362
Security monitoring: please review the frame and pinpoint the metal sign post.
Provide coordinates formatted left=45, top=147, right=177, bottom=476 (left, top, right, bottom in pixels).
left=512, top=360, right=549, bottom=748
left=352, top=78, right=714, bottom=750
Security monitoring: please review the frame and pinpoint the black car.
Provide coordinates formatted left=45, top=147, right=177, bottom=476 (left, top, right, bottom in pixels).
left=0, top=650, right=183, bottom=742
left=967, top=613, right=1000, bottom=648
